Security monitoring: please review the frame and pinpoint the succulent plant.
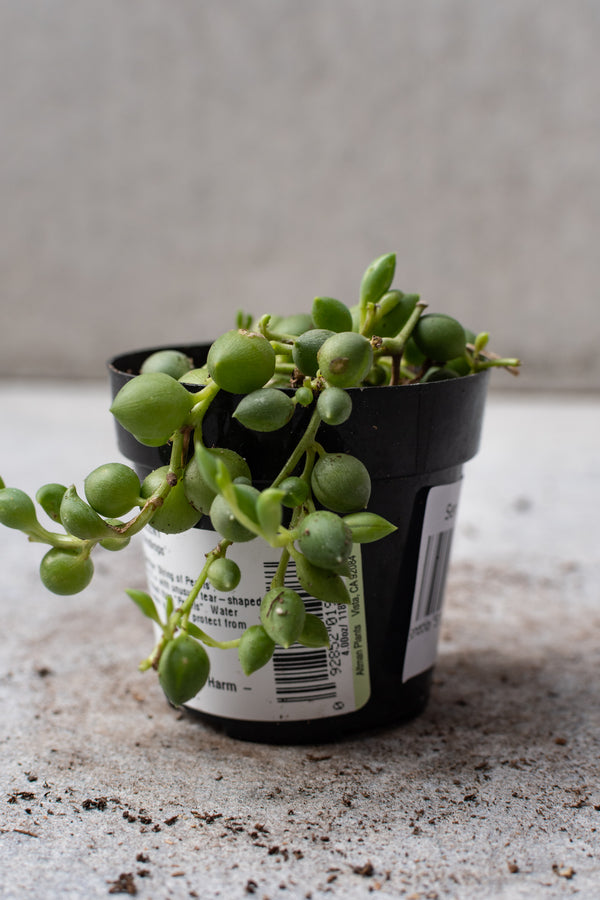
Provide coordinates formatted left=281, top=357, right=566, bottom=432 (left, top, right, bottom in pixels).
left=0, top=253, right=519, bottom=709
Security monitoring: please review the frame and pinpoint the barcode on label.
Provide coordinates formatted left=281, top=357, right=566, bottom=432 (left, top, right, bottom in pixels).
left=263, top=561, right=338, bottom=704
left=402, top=481, right=462, bottom=683
left=414, top=528, right=454, bottom=621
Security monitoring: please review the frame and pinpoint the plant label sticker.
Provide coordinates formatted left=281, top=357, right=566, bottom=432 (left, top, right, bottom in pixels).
left=142, top=527, right=371, bottom=721
left=402, top=481, right=462, bottom=683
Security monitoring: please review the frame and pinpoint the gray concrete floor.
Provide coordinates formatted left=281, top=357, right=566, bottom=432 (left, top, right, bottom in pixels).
left=1, top=381, right=599, bottom=899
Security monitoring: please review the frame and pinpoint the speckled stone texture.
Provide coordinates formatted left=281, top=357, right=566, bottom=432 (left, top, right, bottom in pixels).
left=1, top=382, right=599, bottom=899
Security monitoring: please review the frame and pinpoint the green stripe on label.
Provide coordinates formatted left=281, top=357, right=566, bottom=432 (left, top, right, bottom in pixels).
left=347, top=545, right=371, bottom=710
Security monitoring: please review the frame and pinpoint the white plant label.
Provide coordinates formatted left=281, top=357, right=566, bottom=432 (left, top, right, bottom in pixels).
left=402, top=480, right=462, bottom=682
left=142, top=527, right=371, bottom=722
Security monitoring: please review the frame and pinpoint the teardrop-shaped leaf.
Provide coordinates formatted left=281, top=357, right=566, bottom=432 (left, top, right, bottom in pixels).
left=359, top=253, right=396, bottom=308
left=233, top=388, right=295, bottom=432
left=194, top=443, right=232, bottom=495
left=260, top=587, right=306, bottom=648
left=60, top=486, right=113, bottom=540
left=298, top=613, right=330, bottom=648
left=256, top=488, right=285, bottom=540
left=125, top=588, right=162, bottom=625
left=158, top=634, right=210, bottom=706
left=292, top=550, right=350, bottom=605
left=0, top=487, right=39, bottom=532
left=342, top=512, right=397, bottom=544
left=110, top=372, right=194, bottom=447
left=238, top=625, right=276, bottom=675
left=36, top=483, right=68, bottom=522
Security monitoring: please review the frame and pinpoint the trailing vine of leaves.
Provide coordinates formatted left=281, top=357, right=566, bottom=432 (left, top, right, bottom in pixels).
left=0, top=253, right=519, bottom=706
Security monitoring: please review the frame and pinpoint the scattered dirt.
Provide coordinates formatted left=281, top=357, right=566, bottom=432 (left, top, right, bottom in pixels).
left=108, top=872, right=137, bottom=895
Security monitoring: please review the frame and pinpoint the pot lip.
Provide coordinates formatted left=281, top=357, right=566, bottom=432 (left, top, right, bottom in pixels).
left=107, top=343, right=490, bottom=394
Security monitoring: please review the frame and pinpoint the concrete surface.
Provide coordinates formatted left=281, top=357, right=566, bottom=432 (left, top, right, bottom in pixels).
left=2, top=1, right=600, bottom=388
left=1, top=380, right=599, bottom=899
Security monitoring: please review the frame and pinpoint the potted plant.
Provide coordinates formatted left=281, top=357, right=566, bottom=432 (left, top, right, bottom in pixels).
left=0, top=253, right=519, bottom=743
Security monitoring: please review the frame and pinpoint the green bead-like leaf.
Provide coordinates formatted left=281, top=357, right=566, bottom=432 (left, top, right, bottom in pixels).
left=297, top=510, right=353, bottom=571
left=210, top=485, right=259, bottom=543
left=238, top=625, right=276, bottom=675
left=207, top=557, right=241, bottom=592
left=402, top=336, right=427, bottom=367
left=294, top=386, right=313, bottom=407
left=312, top=296, right=353, bottom=333
left=233, top=388, right=295, bottom=432
left=84, top=463, right=141, bottom=518
left=184, top=447, right=251, bottom=513
left=311, top=453, right=371, bottom=514
left=298, top=613, right=330, bottom=649
left=230, top=482, right=261, bottom=525
left=359, top=253, right=396, bottom=307
left=36, top=483, right=67, bottom=522
left=474, top=331, right=489, bottom=353
left=140, top=467, right=202, bottom=534
left=207, top=330, right=276, bottom=394
left=126, top=588, right=162, bottom=625
left=317, top=332, right=373, bottom=388
left=60, top=486, right=114, bottom=540
left=0, top=487, right=39, bottom=532
left=316, top=386, right=353, bottom=425
left=110, top=372, right=195, bottom=447
left=445, top=355, right=471, bottom=376
left=292, top=551, right=350, bottom=605
left=256, top=488, right=285, bottom=540
left=278, top=476, right=309, bottom=509
left=342, top=512, right=397, bottom=544
left=178, top=365, right=210, bottom=385
left=421, top=366, right=459, bottom=383
left=140, top=349, right=193, bottom=379
left=99, top=519, right=131, bottom=551
left=192, top=444, right=237, bottom=497
left=275, top=313, right=313, bottom=337
left=413, top=314, right=467, bottom=363
left=260, top=587, right=306, bottom=648
left=39, top=548, right=94, bottom=595
left=370, top=291, right=418, bottom=338
left=292, top=329, right=335, bottom=378
left=158, top=634, right=210, bottom=707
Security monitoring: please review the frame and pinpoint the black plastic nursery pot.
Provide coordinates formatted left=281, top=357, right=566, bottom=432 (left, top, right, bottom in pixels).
left=109, top=345, right=490, bottom=744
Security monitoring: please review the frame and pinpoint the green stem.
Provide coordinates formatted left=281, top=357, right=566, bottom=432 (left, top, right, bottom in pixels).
left=188, top=379, right=221, bottom=429
left=116, top=426, right=190, bottom=538
left=359, top=302, right=378, bottom=337
left=270, top=547, right=291, bottom=590
left=179, top=540, right=232, bottom=629
left=139, top=539, right=238, bottom=670
left=188, top=629, right=241, bottom=650
left=375, top=301, right=427, bottom=358
left=25, top=524, right=86, bottom=551
left=270, top=340, right=294, bottom=356
left=473, top=357, right=521, bottom=374
left=169, top=430, right=186, bottom=476
left=257, top=314, right=297, bottom=346
left=271, top=406, right=323, bottom=488
left=218, top=481, right=293, bottom=548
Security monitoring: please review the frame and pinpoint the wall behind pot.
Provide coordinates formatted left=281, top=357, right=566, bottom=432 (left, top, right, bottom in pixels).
left=1, top=1, right=598, bottom=390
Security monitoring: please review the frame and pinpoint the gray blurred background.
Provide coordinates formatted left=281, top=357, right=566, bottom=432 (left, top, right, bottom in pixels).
left=1, top=0, right=598, bottom=389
